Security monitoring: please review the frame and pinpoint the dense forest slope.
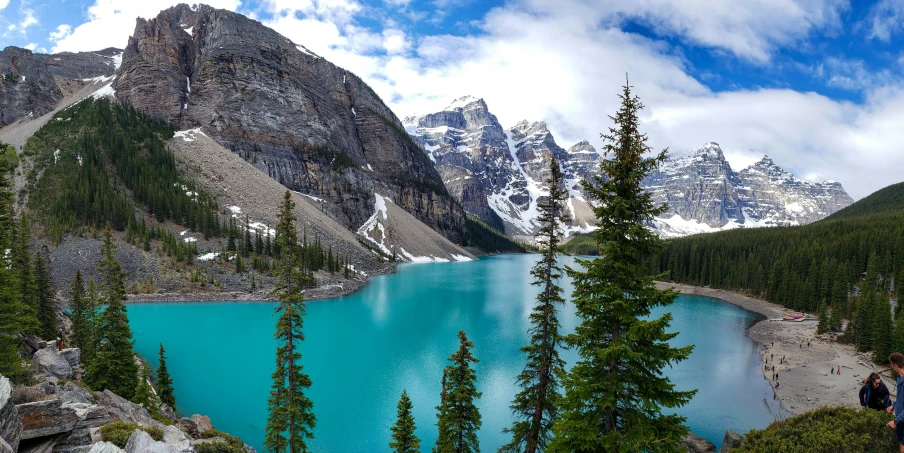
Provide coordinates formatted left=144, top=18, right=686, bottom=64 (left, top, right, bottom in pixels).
left=651, top=181, right=904, bottom=313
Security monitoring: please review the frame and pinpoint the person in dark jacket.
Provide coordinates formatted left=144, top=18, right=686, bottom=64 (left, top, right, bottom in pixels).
left=861, top=372, right=893, bottom=411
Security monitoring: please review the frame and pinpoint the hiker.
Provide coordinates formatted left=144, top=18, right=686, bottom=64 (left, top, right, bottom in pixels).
left=775, top=382, right=780, bottom=388
left=56, top=329, right=62, bottom=351
left=860, top=372, right=892, bottom=411
left=885, top=352, right=904, bottom=452
left=838, top=365, right=841, bottom=375
left=831, top=366, right=834, bottom=374
left=772, top=341, right=774, bottom=347
left=808, top=341, right=811, bottom=347
left=771, top=353, right=774, bottom=361
left=772, top=365, right=775, bottom=372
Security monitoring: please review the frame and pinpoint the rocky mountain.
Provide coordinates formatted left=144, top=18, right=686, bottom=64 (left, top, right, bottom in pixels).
left=405, top=97, right=854, bottom=239
left=112, top=3, right=465, bottom=241
left=0, top=46, right=120, bottom=126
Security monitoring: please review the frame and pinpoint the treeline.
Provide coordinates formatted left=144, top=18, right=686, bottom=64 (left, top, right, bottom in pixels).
left=26, top=98, right=221, bottom=243
left=461, top=215, right=530, bottom=254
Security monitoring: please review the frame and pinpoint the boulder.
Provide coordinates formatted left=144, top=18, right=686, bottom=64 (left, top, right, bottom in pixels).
left=124, top=429, right=180, bottom=453
left=189, top=416, right=213, bottom=434
left=33, top=348, right=73, bottom=378
left=87, top=441, right=126, bottom=453
left=15, top=399, right=79, bottom=440
left=59, top=382, right=95, bottom=405
left=60, top=349, right=82, bottom=367
left=18, top=434, right=61, bottom=453
left=176, top=419, right=199, bottom=440
left=0, top=374, right=22, bottom=453
left=719, top=430, right=744, bottom=453
left=97, top=390, right=166, bottom=430
left=54, top=403, right=115, bottom=451
left=163, top=426, right=195, bottom=453
left=682, top=432, right=716, bottom=453
left=158, top=403, right=176, bottom=421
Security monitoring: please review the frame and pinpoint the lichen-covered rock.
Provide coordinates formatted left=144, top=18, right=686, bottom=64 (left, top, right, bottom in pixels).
left=87, top=441, right=126, bottom=453
left=719, top=429, right=744, bottom=453
left=114, top=4, right=465, bottom=241
left=59, top=382, right=95, bottom=405
left=176, top=418, right=199, bottom=440
left=163, top=425, right=195, bottom=453
left=60, top=348, right=82, bottom=367
left=33, top=347, right=75, bottom=378
left=124, top=429, right=181, bottom=453
left=96, top=390, right=166, bottom=430
left=0, top=374, right=21, bottom=453
left=15, top=399, right=79, bottom=440
left=681, top=432, right=717, bottom=453
left=188, top=415, right=212, bottom=434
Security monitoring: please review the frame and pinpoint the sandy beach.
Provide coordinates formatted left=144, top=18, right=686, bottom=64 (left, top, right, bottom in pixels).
left=657, top=282, right=892, bottom=416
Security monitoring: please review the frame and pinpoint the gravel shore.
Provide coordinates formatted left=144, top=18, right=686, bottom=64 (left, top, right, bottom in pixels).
left=657, top=282, right=889, bottom=416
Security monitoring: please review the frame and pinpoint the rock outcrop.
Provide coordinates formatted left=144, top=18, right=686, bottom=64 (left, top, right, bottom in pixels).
left=16, top=399, right=81, bottom=440
left=0, top=46, right=119, bottom=126
left=113, top=3, right=465, bottom=241
left=0, top=374, right=22, bottom=453
left=681, top=432, right=717, bottom=453
left=124, top=429, right=181, bottom=453
left=719, top=429, right=744, bottom=452
left=33, top=348, right=74, bottom=379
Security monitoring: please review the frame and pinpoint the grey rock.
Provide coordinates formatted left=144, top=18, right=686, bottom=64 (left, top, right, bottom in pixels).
left=33, top=348, right=73, bottom=378
left=682, top=432, right=717, bottom=453
left=96, top=390, right=165, bottom=430
left=0, top=436, right=13, bottom=453
left=59, top=382, right=95, bottom=405
left=114, top=4, right=465, bottom=241
left=87, top=441, right=126, bottom=453
left=124, top=429, right=181, bottom=453
left=60, top=348, right=82, bottom=367
left=163, top=425, right=195, bottom=453
left=176, top=419, right=199, bottom=440
left=15, top=399, right=79, bottom=439
left=189, top=415, right=213, bottom=434
left=242, top=444, right=256, bottom=453
left=0, top=374, right=22, bottom=453
left=719, top=429, right=744, bottom=453
left=18, top=434, right=60, bottom=453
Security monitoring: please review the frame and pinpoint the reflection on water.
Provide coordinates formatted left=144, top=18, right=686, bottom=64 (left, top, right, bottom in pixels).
left=129, top=255, right=783, bottom=452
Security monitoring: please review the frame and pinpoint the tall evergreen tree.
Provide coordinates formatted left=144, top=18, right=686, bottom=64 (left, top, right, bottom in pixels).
left=70, top=269, right=89, bottom=348
left=817, top=301, right=829, bottom=335
left=0, top=176, right=33, bottom=382
left=390, top=389, right=421, bottom=453
left=500, top=159, right=569, bottom=453
left=873, top=295, right=894, bottom=363
left=265, top=191, right=316, bottom=453
left=85, top=226, right=138, bottom=399
left=435, top=330, right=481, bottom=453
left=33, top=251, right=57, bottom=339
left=80, top=278, right=101, bottom=366
left=549, top=79, right=696, bottom=453
left=157, top=343, right=176, bottom=408
left=11, top=215, right=38, bottom=330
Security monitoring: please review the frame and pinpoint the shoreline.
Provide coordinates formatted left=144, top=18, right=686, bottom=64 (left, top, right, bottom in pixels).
left=657, top=281, right=887, bottom=417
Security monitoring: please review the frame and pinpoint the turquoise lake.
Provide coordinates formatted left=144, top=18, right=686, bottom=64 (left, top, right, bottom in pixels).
left=128, top=254, right=784, bottom=452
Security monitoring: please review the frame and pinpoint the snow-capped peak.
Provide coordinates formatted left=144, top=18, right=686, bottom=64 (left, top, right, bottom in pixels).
left=444, top=95, right=481, bottom=111
left=695, top=142, right=724, bottom=159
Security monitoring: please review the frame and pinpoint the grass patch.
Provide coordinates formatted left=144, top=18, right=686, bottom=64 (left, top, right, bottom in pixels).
left=100, top=421, right=164, bottom=448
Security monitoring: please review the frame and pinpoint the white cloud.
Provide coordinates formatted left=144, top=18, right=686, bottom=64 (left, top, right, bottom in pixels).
left=24, top=42, right=37, bottom=50
left=19, top=8, right=38, bottom=31
left=51, top=0, right=242, bottom=53
left=867, top=0, right=904, bottom=41
left=0, top=0, right=9, bottom=10
left=49, top=24, right=73, bottom=43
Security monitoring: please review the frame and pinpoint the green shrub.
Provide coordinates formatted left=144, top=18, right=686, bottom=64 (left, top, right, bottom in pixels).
left=200, top=429, right=242, bottom=448
left=733, top=406, right=897, bottom=453
left=100, top=421, right=164, bottom=448
left=0, top=145, right=18, bottom=172
left=195, top=441, right=244, bottom=453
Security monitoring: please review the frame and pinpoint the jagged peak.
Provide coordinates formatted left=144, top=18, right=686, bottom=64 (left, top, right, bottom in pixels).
left=510, top=119, right=548, bottom=132
left=694, top=142, right=724, bottom=159
left=444, top=95, right=483, bottom=111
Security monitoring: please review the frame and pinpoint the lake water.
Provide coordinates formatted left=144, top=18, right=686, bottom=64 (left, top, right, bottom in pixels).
left=129, top=254, right=783, bottom=452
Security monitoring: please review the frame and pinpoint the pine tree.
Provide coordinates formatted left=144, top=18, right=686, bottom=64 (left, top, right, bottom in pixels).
left=817, top=301, right=829, bottom=335
left=11, top=215, right=38, bottom=331
left=157, top=343, right=176, bottom=408
left=81, top=278, right=101, bottom=366
left=390, top=389, right=421, bottom=453
left=829, top=302, right=844, bottom=332
left=0, top=176, right=33, bottom=382
left=85, top=226, right=139, bottom=399
left=549, top=78, right=696, bottom=453
left=70, top=269, right=89, bottom=348
left=873, top=295, right=894, bottom=363
left=33, top=251, right=57, bottom=340
left=265, top=191, right=315, bottom=453
left=500, top=159, right=568, bottom=453
left=435, top=330, right=481, bottom=453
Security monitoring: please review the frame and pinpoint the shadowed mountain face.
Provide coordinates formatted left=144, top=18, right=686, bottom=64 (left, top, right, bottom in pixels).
left=113, top=3, right=465, bottom=241
left=0, top=46, right=119, bottom=126
left=406, top=96, right=854, bottom=239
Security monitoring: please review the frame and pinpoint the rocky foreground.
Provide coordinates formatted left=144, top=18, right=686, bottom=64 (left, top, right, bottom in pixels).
left=0, top=339, right=254, bottom=453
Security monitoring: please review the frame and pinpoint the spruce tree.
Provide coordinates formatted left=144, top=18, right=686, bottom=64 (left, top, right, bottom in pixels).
left=549, top=79, right=696, bottom=453
left=829, top=302, right=844, bottom=332
left=390, top=389, right=421, bottom=453
left=70, top=269, right=89, bottom=348
left=11, top=215, right=38, bottom=330
left=500, top=159, right=568, bottom=453
left=265, top=191, right=315, bottom=453
left=817, top=302, right=829, bottom=335
left=34, top=251, right=57, bottom=340
left=157, top=343, right=176, bottom=408
left=0, top=176, right=33, bottom=382
left=873, top=295, right=894, bottom=363
left=435, top=330, right=481, bottom=453
left=85, top=226, right=138, bottom=399
left=81, top=278, right=101, bottom=366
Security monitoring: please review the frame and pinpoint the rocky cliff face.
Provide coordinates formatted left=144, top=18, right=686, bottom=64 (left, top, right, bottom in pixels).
left=0, top=46, right=119, bottom=126
left=113, top=3, right=465, bottom=240
left=406, top=98, right=854, bottom=238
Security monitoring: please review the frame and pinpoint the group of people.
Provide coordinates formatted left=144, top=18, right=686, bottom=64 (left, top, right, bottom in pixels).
left=862, top=353, right=904, bottom=452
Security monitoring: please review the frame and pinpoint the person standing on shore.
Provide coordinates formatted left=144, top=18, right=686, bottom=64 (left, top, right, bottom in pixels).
left=885, top=352, right=904, bottom=452
left=838, top=365, right=841, bottom=375
left=860, top=373, right=892, bottom=411
left=831, top=366, right=834, bottom=374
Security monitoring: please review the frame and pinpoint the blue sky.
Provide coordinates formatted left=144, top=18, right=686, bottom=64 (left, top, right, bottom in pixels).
left=2, top=0, right=903, bottom=197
